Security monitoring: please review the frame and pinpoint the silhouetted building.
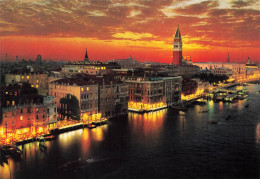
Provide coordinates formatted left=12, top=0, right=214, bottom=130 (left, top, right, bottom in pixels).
left=84, top=49, right=89, bottom=62
left=36, top=55, right=42, bottom=63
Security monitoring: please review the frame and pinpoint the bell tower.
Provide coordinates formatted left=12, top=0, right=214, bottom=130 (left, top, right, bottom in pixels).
left=172, top=25, right=183, bottom=65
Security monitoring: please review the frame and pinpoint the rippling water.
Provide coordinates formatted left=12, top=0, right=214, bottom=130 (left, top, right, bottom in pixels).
left=1, top=84, right=260, bottom=178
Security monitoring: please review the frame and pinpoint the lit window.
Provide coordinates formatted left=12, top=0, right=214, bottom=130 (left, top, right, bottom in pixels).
left=36, top=85, right=38, bottom=88
left=27, top=76, right=29, bottom=79
left=20, top=116, right=23, bottom=121
left=36, top=108, right=39, bottom=113
left=22, top=76, right=24, bottom=79
left=87, top=87, right=89, bottom=91
left=31, top=85, right=34, bottom=87
left=81, top=88, right=83, bottom=92
left=12, top=101, right=15, bottom=106
left=37, top=80, right=39, bottom=83
left=5, top=92, right=8, bottom=94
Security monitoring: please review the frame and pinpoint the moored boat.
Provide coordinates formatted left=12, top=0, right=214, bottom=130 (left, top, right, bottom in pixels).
left=44, top=135, right=57, bottom=141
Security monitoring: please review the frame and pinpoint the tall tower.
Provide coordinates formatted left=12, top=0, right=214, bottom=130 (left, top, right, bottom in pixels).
left=173, top=25, right=183, bottom=65
left=84, top=48, right=89, bottom=62
left=227, top=53, right=229, bottom=63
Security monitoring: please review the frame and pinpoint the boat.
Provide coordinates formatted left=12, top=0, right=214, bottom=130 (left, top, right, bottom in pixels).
left=44, top=135, right=56, bottom=141
left=39, top=143, right=47, bottom=151
left=0, top=149, right=8, bottom=165
left=237, top=94, right=248, bottom=100
left=179, top=111, right=186, bottom=116
left=1, top=145, right=22, bottom=158
left=37, top=136, right=45, bottom=142
left=199, top=110, right=209, bottom=113
left=171, top=105, right=188, bottom=111
left=226, top=114, right=232, bottom=120
left=208, top=120, right=218, bottom=124
left=86, top=124, right=96, bottom=129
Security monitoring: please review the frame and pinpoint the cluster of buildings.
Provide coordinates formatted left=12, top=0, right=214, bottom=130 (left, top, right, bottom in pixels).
left=1, top=25, right=259, bottom=139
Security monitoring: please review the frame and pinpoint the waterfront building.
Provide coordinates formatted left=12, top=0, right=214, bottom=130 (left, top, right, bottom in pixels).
left=0, top=83, right=56, bottom=137
left=49, top=76, right=128, bottom=119
left=194, top=62, right=246, bottom=74
left=125, top=76, right=182, bottom=112
left=5, top=70, right=49, bottom=95
left=172, top=25, right=183, bottom=65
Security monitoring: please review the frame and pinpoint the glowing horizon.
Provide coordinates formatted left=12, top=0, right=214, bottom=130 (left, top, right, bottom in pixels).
left=0, top=0, right=259, bottom=63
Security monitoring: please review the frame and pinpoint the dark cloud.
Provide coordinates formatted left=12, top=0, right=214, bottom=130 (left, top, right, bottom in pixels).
left=231, top=0, right=257, bottom=8
left=174, top=0, right=218, bottom=15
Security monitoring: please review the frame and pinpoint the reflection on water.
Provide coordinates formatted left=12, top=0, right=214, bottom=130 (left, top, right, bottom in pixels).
left=129, top=109, right=166, bottom=136
left=0, top=84, right=259, bottom=178
left=256, top=123, right=260, bottom=144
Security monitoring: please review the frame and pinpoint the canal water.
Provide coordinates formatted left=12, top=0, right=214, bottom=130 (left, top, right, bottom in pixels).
left=1, top=84, right=260, bottom=178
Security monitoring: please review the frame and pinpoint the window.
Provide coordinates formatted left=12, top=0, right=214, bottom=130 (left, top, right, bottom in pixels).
left=12, top=101, right=15, bottom=106
left=21, top=109, right=23, bottom=114
left=36, top=108, right=39, bottom=113
left=43, top=114, right=45, bottom=118
left=36, top=115, right=38, bottom=120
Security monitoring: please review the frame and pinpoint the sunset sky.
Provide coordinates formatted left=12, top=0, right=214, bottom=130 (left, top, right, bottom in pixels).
left=0, top=0, right=259, bottom=63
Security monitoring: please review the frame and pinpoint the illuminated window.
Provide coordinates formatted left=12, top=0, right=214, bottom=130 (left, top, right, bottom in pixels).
left=36, top=85, right=38, bottom=88
left=5, top=92, right=8, bottom=94
left=22, top=76, right=24, bottom=79
left=36, top=108, right=39, bottom=113
left=12, top=101, right=15, bottom=106
left=27, top=76, right=29, bottom=79
left=37, top=80, right=39, bottom=83
left=87, top=87, right=89, bottom=91
left=81, top=88, right=83, bottom=92
left=20, top=116, right=23, bottom=121
left=31, top=85, right=34, bottom=87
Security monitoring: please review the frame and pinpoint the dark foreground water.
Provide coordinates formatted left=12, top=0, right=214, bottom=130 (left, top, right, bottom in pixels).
left=1, top=84, right=260, bottom=179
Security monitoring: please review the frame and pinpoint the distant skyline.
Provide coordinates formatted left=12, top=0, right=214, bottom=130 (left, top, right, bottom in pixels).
left=0, top=0, right=259, bottom=63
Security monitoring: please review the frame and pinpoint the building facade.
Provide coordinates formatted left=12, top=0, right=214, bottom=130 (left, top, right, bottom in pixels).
left=126, top=76, right=182, bottom=111
left=49, top=77, right=128, bottom=119
left=5, top=71, right=49, bottom=95
left=0, top=84, right=56, bottom=138
left=210, top=68, right=233, bottom=76
left=194, top=62, right=246, bottom=74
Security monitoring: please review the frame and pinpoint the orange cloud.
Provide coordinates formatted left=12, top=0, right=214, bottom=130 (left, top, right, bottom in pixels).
left=0, top=0, right=259, bottom=63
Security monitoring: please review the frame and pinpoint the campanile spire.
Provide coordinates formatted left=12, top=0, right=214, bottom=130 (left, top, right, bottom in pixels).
left=172, top=25, right=183, bottom=65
